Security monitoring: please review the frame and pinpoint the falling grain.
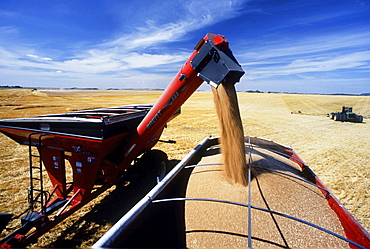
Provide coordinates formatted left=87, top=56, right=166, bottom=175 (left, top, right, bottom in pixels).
left=212, top=83, right=247, bottom=185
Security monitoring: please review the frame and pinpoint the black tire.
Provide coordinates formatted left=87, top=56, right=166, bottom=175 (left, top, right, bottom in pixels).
left=341, top=113, right=346, bottom=121
left=333, top=113, right=340, bottom=121
left=135, top=150, right=169, bottom=184
left=357, top=116, right=363, bottom=123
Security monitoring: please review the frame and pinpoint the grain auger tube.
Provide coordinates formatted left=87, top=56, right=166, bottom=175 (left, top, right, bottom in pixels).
left=114, top=33, right=245, bottom=169
left=0, top=33, right=244, bottom=247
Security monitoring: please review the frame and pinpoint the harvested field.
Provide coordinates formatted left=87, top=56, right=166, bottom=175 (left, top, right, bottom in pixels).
left=0, top=88, right=369, bottom=247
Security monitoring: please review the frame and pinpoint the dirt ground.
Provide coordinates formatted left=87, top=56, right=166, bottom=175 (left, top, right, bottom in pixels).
left=0, top=88, right=369, bottom=247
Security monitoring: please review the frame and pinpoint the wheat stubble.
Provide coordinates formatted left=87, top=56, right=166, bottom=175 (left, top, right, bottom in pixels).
left=212, top=83, right=247, bottom=185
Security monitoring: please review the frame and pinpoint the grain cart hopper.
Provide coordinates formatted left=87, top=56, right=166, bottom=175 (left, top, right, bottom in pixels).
left=0, top=33, right=244, bottom=247
left=330, top=106, right=363, bottom=123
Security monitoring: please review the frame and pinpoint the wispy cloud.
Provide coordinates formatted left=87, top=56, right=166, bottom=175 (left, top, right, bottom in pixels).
left=242, top=30, right=370, bottom=61
left=0, top=0, right=368, bottom=93
left=0, top=0, right=247, bottom=88
left=26, top=54, right=53, bottom=61
left=240, top=30, right=370, bottom=80
left=105, top=0, right=247, bottom=50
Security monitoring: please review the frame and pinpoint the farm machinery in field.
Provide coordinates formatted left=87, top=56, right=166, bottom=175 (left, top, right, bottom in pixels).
left=0, top=33, right=244, bottom=247
left=329, top=106, right=363, bottom=123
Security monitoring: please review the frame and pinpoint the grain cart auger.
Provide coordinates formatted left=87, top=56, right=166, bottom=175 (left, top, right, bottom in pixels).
left=0, top=33, right=244, bottom=247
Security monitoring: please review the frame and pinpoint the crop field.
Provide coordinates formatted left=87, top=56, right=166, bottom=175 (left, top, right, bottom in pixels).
left=0, top=88, right=369, bottom=247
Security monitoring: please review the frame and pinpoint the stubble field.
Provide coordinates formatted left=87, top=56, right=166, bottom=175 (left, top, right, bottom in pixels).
left=0, top=88, right=369, bottom=247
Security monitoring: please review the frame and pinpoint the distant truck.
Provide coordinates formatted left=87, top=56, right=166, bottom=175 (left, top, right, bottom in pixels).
left=329, top=106, right=363, bottom=123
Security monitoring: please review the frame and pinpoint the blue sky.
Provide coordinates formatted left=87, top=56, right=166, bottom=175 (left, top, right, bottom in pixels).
left=0, top=0, right=369, bottom=94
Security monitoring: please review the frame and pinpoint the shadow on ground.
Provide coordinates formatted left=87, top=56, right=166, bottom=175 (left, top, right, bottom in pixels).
left=47, top=159, right=193, bottom=248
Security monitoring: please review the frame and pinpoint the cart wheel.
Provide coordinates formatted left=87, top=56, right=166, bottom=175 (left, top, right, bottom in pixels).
left=334, top=113, right=341, bottom=121
left=135, top=150, right=169, bottom=184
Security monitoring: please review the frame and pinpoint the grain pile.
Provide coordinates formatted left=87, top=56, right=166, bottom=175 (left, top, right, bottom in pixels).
left=212, top=83, right=247, bottom=185
left=185, top=143, right=350, bottom=248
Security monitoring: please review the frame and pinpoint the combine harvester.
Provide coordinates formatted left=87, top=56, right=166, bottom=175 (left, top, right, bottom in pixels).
left=0, top=33, right=369, bottom=248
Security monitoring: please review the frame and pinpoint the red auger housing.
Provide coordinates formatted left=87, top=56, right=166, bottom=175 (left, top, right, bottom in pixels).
left=0, top=33, right=244, bottom=247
